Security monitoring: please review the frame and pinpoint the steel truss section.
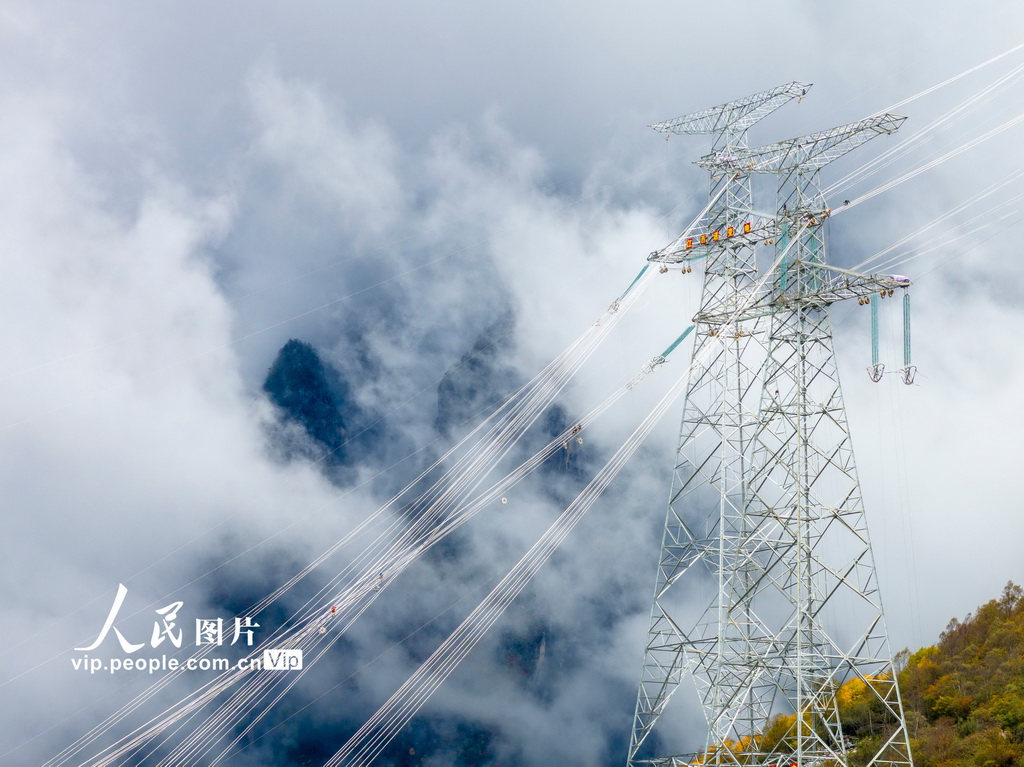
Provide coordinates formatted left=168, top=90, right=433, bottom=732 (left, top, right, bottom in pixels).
left=629, top=84, right=795, bottom=767
left=696, top=114, right=906, bottom=173
left=628, top=106, right=914, bottom=767
left=695, top=261, right=912, bottom=325
left=650, top=216, right=778, bottom=265
left=651, top=83, right=811, bottom=144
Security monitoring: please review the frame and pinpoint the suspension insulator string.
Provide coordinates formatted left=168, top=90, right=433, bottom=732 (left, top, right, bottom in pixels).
left=902, top=291, right=916, bottom=385
left=869, top=296, right=884, bottom=382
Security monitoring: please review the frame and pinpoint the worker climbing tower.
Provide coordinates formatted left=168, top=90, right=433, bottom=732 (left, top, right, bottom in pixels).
left=628, top=93, right=916, bottom=767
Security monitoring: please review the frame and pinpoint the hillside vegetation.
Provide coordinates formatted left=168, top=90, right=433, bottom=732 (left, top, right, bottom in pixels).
left=841, top=582, right=1024, bottom=767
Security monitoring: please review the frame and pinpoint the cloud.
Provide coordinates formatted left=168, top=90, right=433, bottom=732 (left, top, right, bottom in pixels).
left=248, top=68, right=404, bottom=240
left=0, top=57, right=361, bottom=767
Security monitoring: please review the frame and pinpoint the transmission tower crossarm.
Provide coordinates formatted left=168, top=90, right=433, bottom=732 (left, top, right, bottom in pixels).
left=649, top=215, right=779, bottom=263
left=695, top=264, right=911, bottom=324
left=650, top=81, right=811, bottom=136
left=774, top=262, right=911, bottom=308
left=696, top=113, right=907, bottom=172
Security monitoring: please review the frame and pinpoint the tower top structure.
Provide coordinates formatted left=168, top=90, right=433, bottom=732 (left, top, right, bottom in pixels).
left=650, top=82, right=811, bottom=147
left=696, top=113, right=906, bottom=172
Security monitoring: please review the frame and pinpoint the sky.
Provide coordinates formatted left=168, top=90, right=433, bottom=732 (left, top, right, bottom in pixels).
left=2, top=2, right=1024, bottom=765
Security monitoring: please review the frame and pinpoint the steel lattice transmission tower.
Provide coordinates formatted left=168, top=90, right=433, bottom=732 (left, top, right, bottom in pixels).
left=628, top=89, right=916, bottom=767
left=630, top=82, right=808, bottom=763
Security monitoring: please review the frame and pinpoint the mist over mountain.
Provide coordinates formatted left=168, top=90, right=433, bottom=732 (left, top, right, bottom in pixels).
left=263, top=339, right=355, bottom=465
left=232, top=317, right=622, bottom=765
left=435, top=312, right=518, bottom=440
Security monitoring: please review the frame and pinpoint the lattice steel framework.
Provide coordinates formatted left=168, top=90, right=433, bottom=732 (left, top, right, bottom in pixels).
left=629, top=102, right=915, bottom=767
left=630, top=83, right=807, bottom=765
